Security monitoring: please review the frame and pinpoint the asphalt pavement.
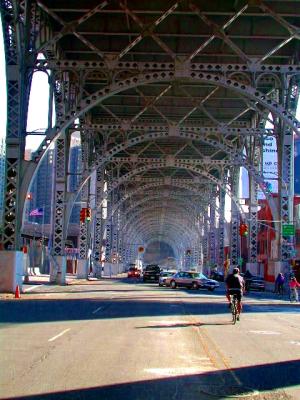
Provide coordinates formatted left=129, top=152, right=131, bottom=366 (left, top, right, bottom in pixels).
left=0, top=274, right=299, bottom=400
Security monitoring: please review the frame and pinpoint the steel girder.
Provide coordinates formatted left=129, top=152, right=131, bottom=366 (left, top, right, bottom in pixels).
left=123, top=218, right=193, bottom=249
left=1, top=1, right=30, bottom=249
left=1, top=1, right=300, bottom=271
left=120, top=194, right=215, bottom=223
left=64, top=123, right=281, bottom=230
left=121, top=203, right=201, bottom=238
left=105, top=181, right=211, bottom=217
left=52, top=72, right=299, bottom=135
left=125, top=218, right=196, bottom=249
left=103, top=162, right=246, bottom=217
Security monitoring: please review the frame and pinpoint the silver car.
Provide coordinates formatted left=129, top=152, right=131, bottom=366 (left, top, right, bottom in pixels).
left=165, top=271, right=219, bottom=291
left=158, top=270, right=177, bottom=286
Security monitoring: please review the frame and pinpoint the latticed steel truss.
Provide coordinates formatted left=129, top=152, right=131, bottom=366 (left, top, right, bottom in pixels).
left=1, top=0, right=300, bottom=273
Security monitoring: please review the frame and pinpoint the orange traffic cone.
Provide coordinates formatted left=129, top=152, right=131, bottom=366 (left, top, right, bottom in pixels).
left=15, top=285, right=21, bottom=299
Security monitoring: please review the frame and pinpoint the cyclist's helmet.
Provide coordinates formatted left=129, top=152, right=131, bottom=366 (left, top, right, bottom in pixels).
left=232, top=267, right=240, bottom=275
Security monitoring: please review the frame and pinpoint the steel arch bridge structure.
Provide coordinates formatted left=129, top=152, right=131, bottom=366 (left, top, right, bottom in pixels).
left=0, top=0, right=300, bottom=285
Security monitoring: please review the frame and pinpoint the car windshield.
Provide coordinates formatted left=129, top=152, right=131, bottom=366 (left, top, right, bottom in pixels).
left=191, top=272, right=208, bottom=279
left=129, top=267, right=137, bottom=271
left=161, top=271, right=175, bottom=277
left=146, top=265, right=160, bottom=271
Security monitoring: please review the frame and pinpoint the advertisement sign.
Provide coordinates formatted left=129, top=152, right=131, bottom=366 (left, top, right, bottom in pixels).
left=258, top=135, right=278, bottom=199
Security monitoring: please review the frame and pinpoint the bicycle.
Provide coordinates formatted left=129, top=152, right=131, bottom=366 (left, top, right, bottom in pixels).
left=230, top=294, right=239, bottom=324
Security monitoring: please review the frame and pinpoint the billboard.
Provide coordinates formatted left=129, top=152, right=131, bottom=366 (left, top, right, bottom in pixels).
left=258, top=135, right=278, bottom=199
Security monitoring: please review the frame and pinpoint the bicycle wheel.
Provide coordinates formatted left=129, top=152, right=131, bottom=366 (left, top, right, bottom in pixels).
left=231, top=298, right=237, bottom=324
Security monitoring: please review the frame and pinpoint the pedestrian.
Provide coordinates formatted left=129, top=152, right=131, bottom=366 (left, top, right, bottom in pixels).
left=275, top=272, right=285, bottom=294
left=289, top=277, right=300, bottom=302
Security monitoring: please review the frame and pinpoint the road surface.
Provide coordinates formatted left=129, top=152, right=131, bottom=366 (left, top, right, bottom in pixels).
left=0, top=276, right=299, bottom=399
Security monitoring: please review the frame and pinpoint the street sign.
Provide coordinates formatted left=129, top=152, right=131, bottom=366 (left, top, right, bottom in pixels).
left=282, top=224, right=295, bottom=236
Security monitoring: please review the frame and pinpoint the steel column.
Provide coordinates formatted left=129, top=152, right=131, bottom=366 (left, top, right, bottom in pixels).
left=209, top=204, right=216, bottom=266
left=218, top=182, right=226, bottom=267
left=280, top=129, right=294, bottom=261
left=50, top=132, right=69, bottom=283
left=92, top=167, right=105, bottom=277
left=230, top=169, right=240, bottom=267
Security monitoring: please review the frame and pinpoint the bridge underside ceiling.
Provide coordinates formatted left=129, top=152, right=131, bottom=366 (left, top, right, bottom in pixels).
left=14, top=1, right=300, bottom=257
left=37, top=0, right=300, bottom=253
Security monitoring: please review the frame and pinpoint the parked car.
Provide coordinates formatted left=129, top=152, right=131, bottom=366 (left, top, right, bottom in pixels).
left=127, top=267, right=140, bottom=278
left=244, top=275, right=265, bottom=291
left=158, top=270, right=177, bottom=286
left=165, top=271, right=219, bottom=291
left=143, top=264, right=161, bottom=282
left=210, top=271, right=224, bottom=282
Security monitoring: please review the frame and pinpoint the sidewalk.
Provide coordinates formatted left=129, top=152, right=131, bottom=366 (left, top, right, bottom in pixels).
left=0, top=273, right=88, bottom=299
left=23, top=273, right=98, bottom=288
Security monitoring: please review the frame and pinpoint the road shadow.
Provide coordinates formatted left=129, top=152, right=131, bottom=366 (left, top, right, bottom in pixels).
left=1, top=296, right=299, bottom=324
left=3, top=359, right=300, bottom=400
left=136, top=320, right=233, bottom=329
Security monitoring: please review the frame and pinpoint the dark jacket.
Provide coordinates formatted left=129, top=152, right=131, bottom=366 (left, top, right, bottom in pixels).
left=275, top=274, right=285, bottom=284
left=226, top=273, right=245, bottom=290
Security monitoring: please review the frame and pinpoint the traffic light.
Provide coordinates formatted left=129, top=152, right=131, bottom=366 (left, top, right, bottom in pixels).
left=86, top=208, right=91, bottom=221
left=80, top=208, right=86, bottom=223
left=239, top=223, right=248, bottom=236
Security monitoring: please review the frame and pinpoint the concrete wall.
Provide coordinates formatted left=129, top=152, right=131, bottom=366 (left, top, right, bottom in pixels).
left=0, top=251, right=24, bottom=293
left=103, top=263, right=124, bottom=276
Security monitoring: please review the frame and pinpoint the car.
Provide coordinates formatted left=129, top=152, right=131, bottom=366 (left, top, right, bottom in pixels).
left=158, top=270, right=177, bottom=286
left=127, top=267, right=140, bottom=278
left=125, top=263, right=136, bottom=272
left=165, top=271, right=219, bottom=291
left=244, top=275, right=265, bottom=291
left=142, top=264, right=161, bottom=282
left=210, top=271, right=224, bottom=282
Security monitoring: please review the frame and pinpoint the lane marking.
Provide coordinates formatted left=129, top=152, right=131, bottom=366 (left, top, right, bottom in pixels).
left=249, top=330, right=281, bottom=335
left=92, top=306, right=103, bottom=314
left=24, top=285, right=45, bottom=292
left=48, top=328, right=70, bottom=342
left=144, top=366, right=215, bottom=376
left=148, top=320, right=187, bottom=325
left=290, top=341, right=300, bottom=346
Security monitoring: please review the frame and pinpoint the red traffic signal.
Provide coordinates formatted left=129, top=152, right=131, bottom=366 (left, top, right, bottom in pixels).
left=239, top=223, right=248, bottom=236
left=80, top=208, right=86, bottom=223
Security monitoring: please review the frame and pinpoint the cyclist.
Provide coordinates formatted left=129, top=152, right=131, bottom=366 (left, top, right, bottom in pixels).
left=225, top=267, right=245, bottom=320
